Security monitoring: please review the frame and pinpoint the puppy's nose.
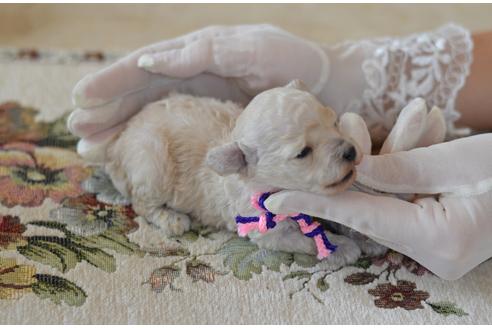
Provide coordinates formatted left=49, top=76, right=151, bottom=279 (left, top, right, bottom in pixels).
left=342, top=144, right=357, bottom=162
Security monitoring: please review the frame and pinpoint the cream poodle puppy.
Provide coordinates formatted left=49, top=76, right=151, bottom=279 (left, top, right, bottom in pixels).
left=84, top=80, right=367, bottom=264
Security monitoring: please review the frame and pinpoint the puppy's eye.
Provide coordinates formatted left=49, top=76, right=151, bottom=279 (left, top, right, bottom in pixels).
left=296, top=146, right=312, bottom=159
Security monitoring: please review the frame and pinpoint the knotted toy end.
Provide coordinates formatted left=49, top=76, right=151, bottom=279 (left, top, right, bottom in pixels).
left=314, top=235, right=336, bottom=259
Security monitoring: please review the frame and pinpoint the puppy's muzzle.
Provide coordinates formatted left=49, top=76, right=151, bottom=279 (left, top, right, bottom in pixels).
left=340, top=141, right=359, bottom=163
left=342, top=145, right=357, bottom=162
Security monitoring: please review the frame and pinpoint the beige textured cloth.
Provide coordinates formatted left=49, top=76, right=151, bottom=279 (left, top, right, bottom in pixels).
left=2, top=4, right=492, bottom=50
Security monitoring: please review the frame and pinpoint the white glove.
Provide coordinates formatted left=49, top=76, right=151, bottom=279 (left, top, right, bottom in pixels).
left=69, top=23, right=473, bottom=157
left=265, top=132, right=492, bottom=280
left=68, top=24, right=329, bottom=156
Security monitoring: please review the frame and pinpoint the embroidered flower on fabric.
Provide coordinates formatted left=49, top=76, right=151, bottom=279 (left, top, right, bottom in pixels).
left=81, top=168, right=130, bottom=205
left=146, top=266, right=181, bottom=292
left=372, top=250, right=428, bottom=276
left=50, top=194, right=137, bottom=236
left=0, top=102, right=78, bottom=149
left=0, top=102, right=49, bottom=144
left=0, top=142, right=90, bottom=208
left=0, top=257, right=36, bottom=300
left=186, top=260, right=221, bottom=283
left=368, top=280, right=429, bottom=310
left=0, top=215, right=27, bottom=250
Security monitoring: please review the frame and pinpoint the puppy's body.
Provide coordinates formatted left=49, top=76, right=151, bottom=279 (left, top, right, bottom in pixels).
left=99, top=85, right=372, bottom=263
left=106, top=94, right=247, bottom=232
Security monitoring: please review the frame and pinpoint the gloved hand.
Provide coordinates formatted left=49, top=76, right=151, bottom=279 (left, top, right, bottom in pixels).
left=68, top=24, right=330, bottom=158
left=265, top=125, right=492, bottom=280
left=69, top=23, right=473, bottom=157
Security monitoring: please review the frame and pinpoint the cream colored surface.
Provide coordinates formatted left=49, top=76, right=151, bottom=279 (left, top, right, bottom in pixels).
left=1, top=4, right=492, bottom=51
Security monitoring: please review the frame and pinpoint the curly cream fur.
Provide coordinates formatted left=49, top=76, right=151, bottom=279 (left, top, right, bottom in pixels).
left=96, top=84, right=365, bottom=263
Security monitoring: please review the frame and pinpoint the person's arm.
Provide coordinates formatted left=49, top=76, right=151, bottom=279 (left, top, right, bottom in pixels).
left=456, top=31, right=492, bottom=131
left=70, top=23, right=477, bottom=152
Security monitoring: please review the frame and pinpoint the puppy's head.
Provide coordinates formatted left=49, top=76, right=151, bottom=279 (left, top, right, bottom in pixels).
left=206, top=80, right=361, bottom=195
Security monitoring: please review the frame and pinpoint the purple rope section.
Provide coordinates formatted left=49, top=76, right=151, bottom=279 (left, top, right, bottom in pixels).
left=235, top=192, right=337, bottom=259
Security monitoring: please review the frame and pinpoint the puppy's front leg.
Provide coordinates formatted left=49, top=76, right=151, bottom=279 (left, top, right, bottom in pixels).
left=133, top=201, right=191, bottom=237
left=249, top=220, right=361, bottom=266
left=250, top=220, right=318, bottom=255
left=148, top=207, right=191, bottom=237
left=325, top=222, right=388, bottom=256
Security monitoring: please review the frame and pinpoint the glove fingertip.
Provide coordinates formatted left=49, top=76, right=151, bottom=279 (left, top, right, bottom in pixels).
left=66, top=110, right=86, bottom=137
left=137, top=49, right=203, bottom=78
left=66, top=111, right=77, bottom=135
left=263, top=196, right=280, bottom=213
left=416, top=110, right=446, bottom=148
left=137, top=54, right=155, bottom=69
left=72, top=76, right=89, bottom=107
left=72, top=74, right=107, bottom=108
left=264, top=192, right=291, bottom=214
left=379, top=97, right=428, bottom=154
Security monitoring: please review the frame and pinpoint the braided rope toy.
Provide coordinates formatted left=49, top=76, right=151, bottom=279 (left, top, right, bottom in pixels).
left=235, top=192, right=337, bottom=259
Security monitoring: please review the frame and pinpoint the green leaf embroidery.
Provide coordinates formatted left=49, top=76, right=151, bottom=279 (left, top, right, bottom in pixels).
left=143, top=246, right=190, bottom=257
left=283, top=270, right=312, bottom=281
left=76, top=246, right=116, bottom=273
left=38, top=113, right=79, bottom=149
left=219, top=237, right=293, bottom=280
left=353, top=257, right=372, bottom=269
left=19, top=235, right=116, bottom=273
left=177, top=225, right=218, bottom=243
left=18, top=219, right=141, bottom=274
left=27, top=220, right=69, bottom=233
left=196, top=226, right=219, bottom=238
left=316, top=277, right=329, bottom=292
left=180, top=231, right=199, bottom=242
left=32, top=274, right=86, bottom=306
left=25, top=239, right=79, bottom=273
left=18, top=240, right=77, bottom=273
left=72, top=230, right=142, bottom=256
left=293, top=253, right=319, bottom=268
left=427, top=301, right=468, bottom=317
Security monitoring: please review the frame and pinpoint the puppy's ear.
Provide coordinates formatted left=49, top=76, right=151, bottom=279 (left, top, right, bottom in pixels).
left=206, top=142, right=247, bottom=176
left=284, top=79, right=308, bottom=91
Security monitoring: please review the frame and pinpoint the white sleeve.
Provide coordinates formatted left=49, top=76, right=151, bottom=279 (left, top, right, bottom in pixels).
left=320, top=24, right=473, bottom=145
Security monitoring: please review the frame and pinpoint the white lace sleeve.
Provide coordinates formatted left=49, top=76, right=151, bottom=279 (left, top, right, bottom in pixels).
left=321, top=24, right=473, bottom=145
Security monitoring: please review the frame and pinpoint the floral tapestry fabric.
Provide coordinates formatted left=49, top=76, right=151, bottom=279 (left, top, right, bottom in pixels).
left=0, top=50, right=489, bottom=324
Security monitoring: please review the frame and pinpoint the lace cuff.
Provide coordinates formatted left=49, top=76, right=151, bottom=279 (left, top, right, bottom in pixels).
left=330, top=24, right=473, bottom=144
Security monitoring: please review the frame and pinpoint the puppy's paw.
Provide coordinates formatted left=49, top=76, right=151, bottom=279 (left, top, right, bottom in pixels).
left=356, top=238, right=388, bottom=257
left=252, top=230, right=318, bottom=255
left=250, top=220, right=318, bottom=255
left=146, top=209, right=191, bottom=237
left=330, top=225, right=387, bottom=257
left=322, top=233, right=361, bottom=266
